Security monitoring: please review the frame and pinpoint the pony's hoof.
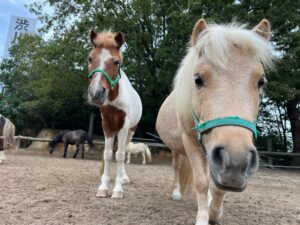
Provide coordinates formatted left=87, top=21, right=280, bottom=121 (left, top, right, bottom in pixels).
left=172, top=193, right=182, bottom=201
left=96, top=189, right=109, bottom=198
left=0, top=160, right=3, bottom=164
left=122, top=177, right=130, bottom=184
left=111, top=191, right=124, bottom=199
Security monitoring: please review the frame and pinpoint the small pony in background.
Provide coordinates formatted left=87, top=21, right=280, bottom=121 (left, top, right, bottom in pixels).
left=49, top=129, right=96, bottom=159
left=126, top=142, right=152, bottom=165
left=0, top=114, right=16, bottom=164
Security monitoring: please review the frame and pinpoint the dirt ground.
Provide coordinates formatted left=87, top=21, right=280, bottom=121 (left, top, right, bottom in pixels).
left=0, top=148, right=299, bottom=225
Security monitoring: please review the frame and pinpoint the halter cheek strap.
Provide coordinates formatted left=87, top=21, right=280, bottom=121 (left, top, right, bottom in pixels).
left=87, top=66, right=121, bottom=90
left=193, top=112, right=258, bottom=142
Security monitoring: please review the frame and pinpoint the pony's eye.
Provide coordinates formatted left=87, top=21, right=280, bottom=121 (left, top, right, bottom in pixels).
left=113, top=59, right=120, bottom=66
left=194, top=74, right=204, bottom=88
left=88, top=57, right=92, bottom=63
left=258, top=77, right=266, bottom=88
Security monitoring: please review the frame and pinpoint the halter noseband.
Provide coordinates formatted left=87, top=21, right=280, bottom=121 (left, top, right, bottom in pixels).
left=87, top=66, right=121, bottom=90
left=193, top=112, right=258, bottom=142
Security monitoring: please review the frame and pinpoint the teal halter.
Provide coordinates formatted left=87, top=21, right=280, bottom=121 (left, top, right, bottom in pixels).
left=193, top=112, right=258, bottom=142
left=87, top=66, right=121, bottom=90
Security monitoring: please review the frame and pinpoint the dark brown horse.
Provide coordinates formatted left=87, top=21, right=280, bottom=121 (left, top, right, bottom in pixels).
left=49, top=129, right=96, bottom=159
left=0, top=114, right=16, bottom=164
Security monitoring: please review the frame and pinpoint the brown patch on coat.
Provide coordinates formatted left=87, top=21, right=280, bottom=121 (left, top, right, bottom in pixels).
left=100, top=105, right=126, bottom=137
left=108, top=85, right=119, bottom=101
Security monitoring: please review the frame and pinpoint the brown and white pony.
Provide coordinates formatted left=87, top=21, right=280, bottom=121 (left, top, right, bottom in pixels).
left=87, top=31, right=142, bottom=198
left=0, top=114, right=16, bottom=164
left=156, top=19, right=274, bottom=224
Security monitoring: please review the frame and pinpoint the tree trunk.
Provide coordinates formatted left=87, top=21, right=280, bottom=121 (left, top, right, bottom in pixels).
left=286, top=99, right=300, bottom=165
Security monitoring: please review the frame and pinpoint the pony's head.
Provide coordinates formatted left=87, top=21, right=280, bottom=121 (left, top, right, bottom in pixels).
left=174, top=19, right=274, bottom=192
left=87, top=30, right=124, bottom=105
left=48, top=141, right=55, bottom=154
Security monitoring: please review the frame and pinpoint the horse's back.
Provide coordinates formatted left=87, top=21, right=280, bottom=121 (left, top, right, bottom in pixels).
left=156, top=91, right=185, bottom=154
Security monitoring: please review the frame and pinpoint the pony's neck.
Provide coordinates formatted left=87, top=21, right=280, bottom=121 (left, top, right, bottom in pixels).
left=52, top=130, right=68, bottom=144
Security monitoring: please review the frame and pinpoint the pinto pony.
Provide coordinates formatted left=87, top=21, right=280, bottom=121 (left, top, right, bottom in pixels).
left=126, top=142, right=152, bottom=165
left=0, top=114, right=16, bottom=164
left=87, top=31, right=142, bottom=198
left=156, top=19, right=274, bottom=225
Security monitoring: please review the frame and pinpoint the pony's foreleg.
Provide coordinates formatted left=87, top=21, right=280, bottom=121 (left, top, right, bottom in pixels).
left=126, top=152, right=131, bottom=164
left=172, top=151, right=182, bottom=200
left=96, top=135, right=115, bottom=198
left=122, top=130, right=134, bottom=181
left=73, top=142, right=80, bottom=159
left=142, top=152, right=146, bottom=165
left=81, top=144, right=85, bottom=159
left=0, top=150, right=5, bottom=163
left=63, top=143, right=69, bottom=158
left=209, top=183, right=226, bottom=223
left=182, top=133, right=210, bottom=225
left=111, top=121, right=130, bottom=199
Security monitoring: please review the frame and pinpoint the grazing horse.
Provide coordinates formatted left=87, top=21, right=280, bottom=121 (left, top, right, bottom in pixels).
left=49, top=129, right=96, bottom=159
left=87, top=30, right=142, bottom=198
left=0, top=114, right=16, bottom=164
left=156, top=18, right=274, bottom=225
left=126, top=142, right=152, bottom=165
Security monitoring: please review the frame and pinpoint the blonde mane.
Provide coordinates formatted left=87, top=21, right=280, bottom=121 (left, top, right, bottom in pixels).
left=174, top=22, right=275, bottom=121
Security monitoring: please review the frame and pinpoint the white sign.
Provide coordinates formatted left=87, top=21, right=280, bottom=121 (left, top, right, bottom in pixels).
left=3, top=15, right=37, bottom=57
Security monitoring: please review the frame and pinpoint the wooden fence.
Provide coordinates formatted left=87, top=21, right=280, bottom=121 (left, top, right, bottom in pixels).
left=1, top=135, right=299, bottom=168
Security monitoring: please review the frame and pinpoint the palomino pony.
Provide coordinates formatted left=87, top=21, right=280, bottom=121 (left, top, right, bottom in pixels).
left=0, top=114, right=16, bottom=164
left=49, top=129, right=96, bottom=159
left=126, top=142, right=152, bottom=165
left=87, top=31, right=142, bottom=198
left=156, top=18, right=274, bottom=225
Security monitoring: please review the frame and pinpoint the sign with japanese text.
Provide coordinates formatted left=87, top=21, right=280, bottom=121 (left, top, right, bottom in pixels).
left=3, top=15, right=37, bottom=57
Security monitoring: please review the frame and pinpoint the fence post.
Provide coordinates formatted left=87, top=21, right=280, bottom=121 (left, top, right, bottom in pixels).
left=267, top=137, right=273, bottom=165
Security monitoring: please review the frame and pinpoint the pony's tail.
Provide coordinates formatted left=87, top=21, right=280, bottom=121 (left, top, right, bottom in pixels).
left=3, top=118, right=16, bottom=151
left=84, top=133, right=97, bottom=151
left=145, top=145, right=152, bottom=163
left=179, top=154, right=193, bottom=194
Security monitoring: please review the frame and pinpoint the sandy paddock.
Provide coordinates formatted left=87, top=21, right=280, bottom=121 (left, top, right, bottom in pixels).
left=0, top=148, right=299, bottom=225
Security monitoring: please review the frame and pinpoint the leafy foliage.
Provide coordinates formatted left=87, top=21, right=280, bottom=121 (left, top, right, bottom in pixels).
left=0, top=0, right=299, bottom=151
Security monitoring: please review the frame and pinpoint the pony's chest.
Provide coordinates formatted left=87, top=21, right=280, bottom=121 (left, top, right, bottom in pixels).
left=100, top=104, right=127, bottom=137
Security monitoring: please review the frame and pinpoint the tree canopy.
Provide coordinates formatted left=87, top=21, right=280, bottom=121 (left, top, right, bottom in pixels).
left=0, top=0, right=299, bottom=152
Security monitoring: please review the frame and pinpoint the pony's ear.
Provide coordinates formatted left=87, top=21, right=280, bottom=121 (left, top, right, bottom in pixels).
left=191, top=18, right=208, bottom=46
left=90, top=30, right=97, bottom=47
left=114, top=32, right=125, bottom=49
left=252, top=19, right=271, bottom=41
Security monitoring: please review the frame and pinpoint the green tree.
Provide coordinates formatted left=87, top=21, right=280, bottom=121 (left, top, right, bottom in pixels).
left=0, top=34, right=92, bottom=132
left=1, top=0, right=298, bottom=154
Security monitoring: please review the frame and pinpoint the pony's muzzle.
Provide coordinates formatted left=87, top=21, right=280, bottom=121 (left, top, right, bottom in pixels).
left=209, top=146, right=259, bottom=192
left=88, top=87, right=106, bottom=105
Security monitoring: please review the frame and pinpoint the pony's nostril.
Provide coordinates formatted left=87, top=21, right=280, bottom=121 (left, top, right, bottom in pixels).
left=245, top=149, right=258, bottom=174
left=101, top=88, right=106, bottom=95
left=211, top=146, right=229, bottom=171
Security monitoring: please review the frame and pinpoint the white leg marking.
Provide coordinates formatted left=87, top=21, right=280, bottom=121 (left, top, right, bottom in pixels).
left=172, top=189, right=182, bottom=201
left=172, top=153, right=182, bottom=201
left=126, top=153, right=131, bottom=164
left=0, top=151, right=6, bottom=162
left=112, top=119, right=130, bottom=199
left=142, top=152, right=146, bottom=164
left=96, top=136, right=115, bottom=198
